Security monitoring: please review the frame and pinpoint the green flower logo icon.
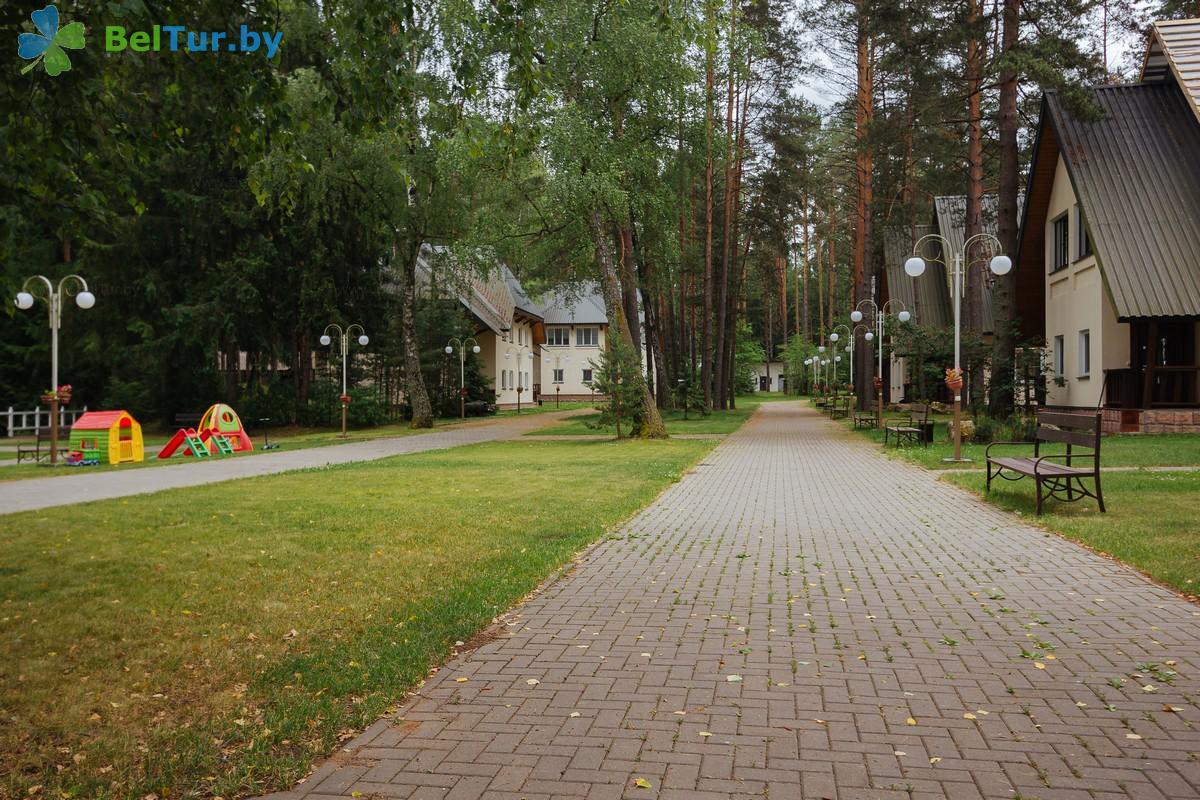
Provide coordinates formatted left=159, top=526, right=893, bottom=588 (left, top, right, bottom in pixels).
left=18, top=5, right=84, bottom=76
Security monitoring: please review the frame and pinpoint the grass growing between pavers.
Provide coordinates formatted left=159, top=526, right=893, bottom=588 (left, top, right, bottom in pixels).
left=944, top=470, right=1200, bottom=596
left=0, top=437, right=713, bottom=800
left=528, top=392, right=791, bottom=436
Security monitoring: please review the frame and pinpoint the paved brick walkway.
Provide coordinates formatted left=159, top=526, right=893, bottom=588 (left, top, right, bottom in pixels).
left=0, top=412, right=578, bottom=514
left=266, top=401, right=1200, bottom=800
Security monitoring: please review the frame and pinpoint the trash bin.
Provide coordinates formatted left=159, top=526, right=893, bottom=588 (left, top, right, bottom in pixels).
left=919, top=422, right=935, bottom=443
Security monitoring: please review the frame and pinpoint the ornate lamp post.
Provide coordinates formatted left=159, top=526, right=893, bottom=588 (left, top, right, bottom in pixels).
left=541, top=347, right=571, bottom=408
left=14, top=274, right=96, bottom=465
left=905, top=233, right=1012, bottom=462
left=320, top=323, right=369, bottom=437
left=830, top=325, right=853, bottom=392
left=851, top=299, right=913, bottom=430
left=505, top=345, right=534, bottom=413
left=445, top=337, right=481, bottom=419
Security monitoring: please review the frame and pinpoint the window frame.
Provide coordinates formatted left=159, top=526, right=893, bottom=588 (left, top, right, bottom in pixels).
left=582, top=368, right=594, bottom=384
left=552, top=368, right=564, bottom=384
left=1075, top=206, right=1093, bottom=261
left=576, top=327, right=599, bottom=347
left=545, top=326, right=570, bottom=347
left=1050, top=213, right=1070, bottom=273
left=1078, top=329, right=1091, bottom=378
left=1052, top=335, right=1065, bottom=380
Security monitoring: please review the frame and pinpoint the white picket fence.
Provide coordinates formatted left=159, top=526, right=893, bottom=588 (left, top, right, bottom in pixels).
left=3, top=405, right=89, bottom=437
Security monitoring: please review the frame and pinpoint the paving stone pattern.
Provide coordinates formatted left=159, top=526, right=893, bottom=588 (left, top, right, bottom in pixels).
left=265, top=402, right=1200, bottom=800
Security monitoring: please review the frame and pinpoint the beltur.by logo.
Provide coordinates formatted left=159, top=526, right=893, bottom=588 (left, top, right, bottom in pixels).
left=17, top=4, right=84, bottom=76
left=106, top=24, right=283, bottom=57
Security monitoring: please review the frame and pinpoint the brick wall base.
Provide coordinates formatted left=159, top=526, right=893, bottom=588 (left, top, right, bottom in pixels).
left=1071, top=407, right=1200, bottom=434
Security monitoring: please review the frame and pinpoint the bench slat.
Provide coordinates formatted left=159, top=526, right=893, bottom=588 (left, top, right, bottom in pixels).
left=1036, top=427, right=1098, bottom=447
left=989, top=456, right=1096, bottom=477
left=1036, top=411, right=1101, bottom=430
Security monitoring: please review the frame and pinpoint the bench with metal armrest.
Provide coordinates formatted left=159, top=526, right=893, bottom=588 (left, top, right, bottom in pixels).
left=986, top=410, right=1104, bottom=515
left=883, top=403, right=929, bottom=447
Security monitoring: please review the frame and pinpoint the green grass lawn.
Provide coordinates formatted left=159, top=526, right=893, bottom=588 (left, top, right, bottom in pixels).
left=836, top=412, right=1200, bottom=469
left=528, top=392, right=791, bottom=436
left=0, top=417, right=484, bottom=484
left=944, top=470, right=1200, bottom=596
left=0, top=437, right=713, bottom=800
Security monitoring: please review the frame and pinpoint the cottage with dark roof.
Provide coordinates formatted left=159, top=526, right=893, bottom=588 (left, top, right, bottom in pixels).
left=1013, top=18, right=1200, bottom=433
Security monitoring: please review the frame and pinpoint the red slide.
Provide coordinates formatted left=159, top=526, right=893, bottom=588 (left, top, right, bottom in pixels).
left=157, top=428, right=190, bottom=459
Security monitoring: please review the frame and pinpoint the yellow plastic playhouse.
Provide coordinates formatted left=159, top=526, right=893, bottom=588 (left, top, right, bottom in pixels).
left=68, top=410, right=144, bottom=464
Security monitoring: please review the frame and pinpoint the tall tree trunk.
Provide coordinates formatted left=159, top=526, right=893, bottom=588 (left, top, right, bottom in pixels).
left=701, top=3, right=717, bottom=409
left=964, top=0, right=985, bottom=407
left=397, top=243, right=434, bottom=428
left=588, top=210, right=667, bottom=438
left=713, top=1, right=738, bottom=411
left=853, top=3, right=874, bottom=407
left=991, top=0, right=1020, bottom=417
left=802, top=206, right=811, bottom=343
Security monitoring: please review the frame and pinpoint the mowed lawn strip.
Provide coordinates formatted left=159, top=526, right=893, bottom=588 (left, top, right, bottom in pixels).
left=944, top=470, right=1200, bottom=596
left=529, top=392, right=791, bottom=436
left=0, top=417, right=477, bottom=484
left=0, top=437, right=714, bottom=800
left=834, top=408, right=1200, bottom=469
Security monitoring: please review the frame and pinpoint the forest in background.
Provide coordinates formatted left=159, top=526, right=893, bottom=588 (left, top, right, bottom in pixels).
left=2, top=0, right=1196, bottom=435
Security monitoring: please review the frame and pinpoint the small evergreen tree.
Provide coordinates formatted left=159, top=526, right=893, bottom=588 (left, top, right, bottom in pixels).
left=587, top=331, right=646, bottom=438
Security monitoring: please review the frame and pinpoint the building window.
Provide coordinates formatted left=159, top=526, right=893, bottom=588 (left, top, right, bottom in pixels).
left=546, top=326, right=570, bottom=347
left=1078, top=329, right=1090, bottom=377
left=1051, top=214, right=1069, bottom=272
left=1053, top=335, right=1065, bottom=380
left=552, top=368, right=564, bottom=383
left=576, top=327, right=599, bottom=347
left=501, top=370, right=508, bottom=390
left=582, top=368, right=594, bottom=384
left=1076, top=207, right=1093, bottom=260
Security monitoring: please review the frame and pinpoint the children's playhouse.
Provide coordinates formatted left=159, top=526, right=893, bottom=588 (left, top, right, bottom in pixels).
left=68, top=410, right=145, bottom=464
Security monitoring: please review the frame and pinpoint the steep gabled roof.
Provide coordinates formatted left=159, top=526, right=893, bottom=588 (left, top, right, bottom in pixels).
left=413, top=245, right=516, bottom=335
left=931, top=194, right=1022, bottom=333
left=534, top=283, right=609, bottom=325
left=1044, top=82, right=1200, bottom=318
left=881, top=224, right=952, bottom=328
left=1142, top=18, right=1200, bottom=125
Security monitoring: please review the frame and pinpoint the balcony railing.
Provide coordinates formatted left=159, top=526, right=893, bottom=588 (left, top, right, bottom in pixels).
left=1104, top=366, right=1200, bottom=408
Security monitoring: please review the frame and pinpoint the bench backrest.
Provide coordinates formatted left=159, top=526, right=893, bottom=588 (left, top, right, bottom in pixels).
left=909, top=403, right=929, bottom=424
left=1035, top=410, right=1101, bottom=463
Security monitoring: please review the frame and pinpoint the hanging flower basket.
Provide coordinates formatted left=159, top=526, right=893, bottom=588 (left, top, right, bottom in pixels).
left=339, top=393, right=352, bottom=405
left=40, top=391, right=57, bottom=405
left=944, top=367, right=964, bottom=393
left=56, top=384, right=73, bottom=405
left=872, top=377, right=882, bottom=391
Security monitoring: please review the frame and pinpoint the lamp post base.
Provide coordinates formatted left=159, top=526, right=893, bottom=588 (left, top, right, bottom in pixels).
left=941, top=457, right=973, bottom=464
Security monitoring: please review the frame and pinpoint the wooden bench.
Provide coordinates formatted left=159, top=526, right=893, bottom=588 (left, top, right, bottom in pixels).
left=852, top=405, right=875, bottom=429
left=883, top=403, right=929, bottom=447
left=16, top=428, right=70, bottom=463
left=827, top=395, right=850, bottom=420
left=986, top=410, right=1105, bottom=515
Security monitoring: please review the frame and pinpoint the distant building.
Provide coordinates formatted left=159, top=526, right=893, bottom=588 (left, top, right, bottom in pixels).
left=416, top=246, right=634, bottom=408
left=1013, top=18, right=1200, bottom=432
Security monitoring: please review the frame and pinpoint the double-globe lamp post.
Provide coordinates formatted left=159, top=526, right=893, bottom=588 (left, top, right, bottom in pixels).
left=541, top=347, right=571, bottom=408
left=444, top=337, right=481, bottom=419
left=14, top=275, right=96, bottom=465
left=904, top=233, right=1011, bottom=462
left=850, top=300, right=911, bottom=430
left=505, top=345, right=534, bottom=413
left=320, top=323, right=369, bottom=438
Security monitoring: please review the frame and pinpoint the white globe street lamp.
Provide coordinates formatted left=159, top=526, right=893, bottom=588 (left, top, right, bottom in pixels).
left=321, top=322, right=369, bottom=437
left=909, top=232, right=1011, bottom=461
left=13, top=274, right=95, bottom=465
left=446, top=337, right=482, bottom=418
